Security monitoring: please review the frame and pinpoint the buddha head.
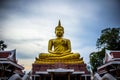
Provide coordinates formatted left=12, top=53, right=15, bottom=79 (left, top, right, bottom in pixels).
left=55, top=20, right=64, bottom=37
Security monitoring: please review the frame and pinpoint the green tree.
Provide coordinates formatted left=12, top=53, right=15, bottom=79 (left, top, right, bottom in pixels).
left=90, top=48, right=105, bottom=73
left=0, top=40, right=7, bottom=51
left=96, top=28, right=120, bottom=50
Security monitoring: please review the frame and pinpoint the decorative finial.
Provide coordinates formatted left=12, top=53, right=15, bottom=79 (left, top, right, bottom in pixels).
left=58, top=20, right=61, bottom=26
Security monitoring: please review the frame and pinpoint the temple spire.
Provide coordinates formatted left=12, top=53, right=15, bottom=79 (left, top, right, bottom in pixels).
left=58, top=20, right=61, bottom=26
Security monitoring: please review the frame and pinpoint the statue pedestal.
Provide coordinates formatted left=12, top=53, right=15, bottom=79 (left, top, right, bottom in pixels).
left=32, top=63, right=89, bottom=74
left=32, top=62, right=91, bottom=80
left=32, top=53, right=90, bottom=80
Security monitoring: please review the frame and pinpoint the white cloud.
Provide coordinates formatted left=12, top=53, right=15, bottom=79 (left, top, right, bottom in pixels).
left=79, top=46, right=97, bottom=63
left=18, top=59, right=34, bottom=71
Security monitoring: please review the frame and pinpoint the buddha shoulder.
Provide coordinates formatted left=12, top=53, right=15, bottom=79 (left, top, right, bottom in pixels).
left=62, top=38, right=71, bottom=43
left=49, top=38, right=69, bottom=41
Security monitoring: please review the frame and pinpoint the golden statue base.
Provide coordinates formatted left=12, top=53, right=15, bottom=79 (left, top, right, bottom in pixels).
left=34, top=58, right=84, bottom=64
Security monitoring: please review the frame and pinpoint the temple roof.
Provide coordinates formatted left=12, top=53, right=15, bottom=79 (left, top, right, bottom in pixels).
left=0, top=49, right=24, bottom=70
left=98, top=50, right=120, bottom=72
left=110, top=50, right=120, bottom=58
left=103, top=50, right=120, bottom=64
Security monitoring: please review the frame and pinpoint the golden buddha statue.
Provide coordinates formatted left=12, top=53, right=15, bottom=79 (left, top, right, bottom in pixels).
left=35, top=20, right=84, bottom=64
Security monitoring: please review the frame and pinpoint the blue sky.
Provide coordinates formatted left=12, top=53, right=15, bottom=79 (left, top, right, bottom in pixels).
left=0, top=0, right=120, bottom=71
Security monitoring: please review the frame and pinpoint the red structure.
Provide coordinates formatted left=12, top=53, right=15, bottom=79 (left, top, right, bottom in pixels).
left=0, top=49, right=24, bottom=80
left=97, top=50, right=120, bottom=79
left=32, top=63, right=89, bottom=74
left=32, top=62, right=91, bottom=80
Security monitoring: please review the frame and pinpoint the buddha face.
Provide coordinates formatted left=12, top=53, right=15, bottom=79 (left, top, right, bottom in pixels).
left=55, top=27, right=64, bottom=37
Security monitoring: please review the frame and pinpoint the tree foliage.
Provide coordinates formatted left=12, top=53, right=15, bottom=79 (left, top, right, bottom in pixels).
left=96, top=28, right=120, bottom=50
left=0, top=40, right=7, bottom=51
left=90, top=48, right=105, bottom=73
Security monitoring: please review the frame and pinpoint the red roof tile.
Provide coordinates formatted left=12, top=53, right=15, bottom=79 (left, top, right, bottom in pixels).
left=110, top=51, right=120, bottom=58
left=0, top=51, right=10, bottom=58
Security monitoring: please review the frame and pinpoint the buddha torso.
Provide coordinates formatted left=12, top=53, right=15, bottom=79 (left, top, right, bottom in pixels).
left=49, top=38, right=71, bottom=54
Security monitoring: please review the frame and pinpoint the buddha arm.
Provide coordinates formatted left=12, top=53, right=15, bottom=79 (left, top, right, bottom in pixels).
left=64, top=39, right=71, bottom=53
left=48, top=39, right=55, bottom=54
